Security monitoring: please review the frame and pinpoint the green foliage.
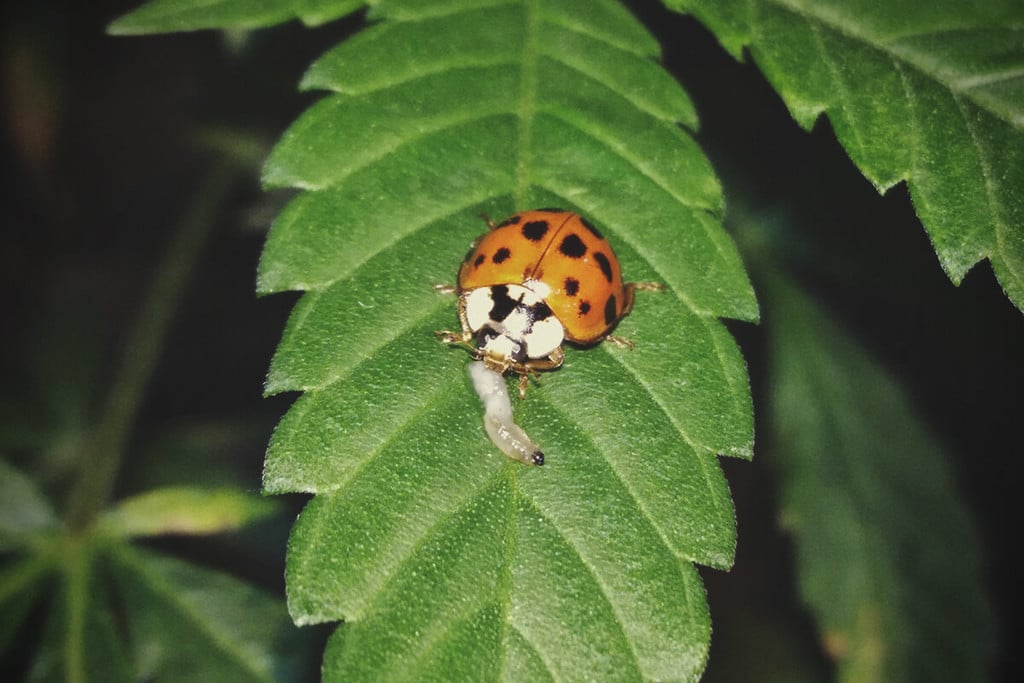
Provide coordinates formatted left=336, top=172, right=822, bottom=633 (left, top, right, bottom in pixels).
left=102, top=0, right=1012, bottom=681
left=248, top=1, right=757, bottom=679
left=108, top=0, right=364, bottom=33
left=667, top=0, right=1024, bottom=312
left=96, top=486, right=278, bottom=537
left=0, top=463, right=296, bottom=683
left=763, top=273, right=992, bottom=682
left=0, top=163, right=300, bottom=681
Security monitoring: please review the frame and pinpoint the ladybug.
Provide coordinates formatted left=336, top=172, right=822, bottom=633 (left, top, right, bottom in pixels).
left=438, top=209, right=659, bottom=396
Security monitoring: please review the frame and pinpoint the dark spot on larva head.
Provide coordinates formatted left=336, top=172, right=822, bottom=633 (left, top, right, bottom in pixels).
left=473, top=253, right=486, bottom=268
left=604, top=294, right=618, bottom=326
left=593, top=252, right=613, bottom=282
left=496, top=214, right=522, bottom=228
left=579, top=300, right=591, bottom=316
left=579, top=216, right=603, bottom=240
left=489, top=285, right=518, bottom=322
left=532, top=451, right=545, bottom=465
left=493, top=247, right=511, bottom=264
left=564, top=277, right=580, bottom=296
left=522, top=220, right=549, bottom=241
left=559, top=234, right=587, bottom=258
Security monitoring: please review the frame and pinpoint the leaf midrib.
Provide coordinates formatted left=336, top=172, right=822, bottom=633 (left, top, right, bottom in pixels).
left=514, top=0, right=541, bottom=204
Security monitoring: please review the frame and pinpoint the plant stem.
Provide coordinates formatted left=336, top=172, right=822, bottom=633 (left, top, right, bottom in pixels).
left=66, top=160, right=239, bottom=530
left=63, top=533, right=90, bottom=683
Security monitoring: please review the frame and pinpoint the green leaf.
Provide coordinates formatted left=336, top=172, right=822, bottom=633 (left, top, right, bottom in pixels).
left=97, top=486, right=277, bottom=538
left=3, top=526, right=301, bottom=681
left=27, top=542, right=134, bottom=683
left=108, top=0, right=365, bottom=34
left=108, top=545, right=304, bottom=682
left=0, top=459, right=58, bottom=549
left=260, top=0, right=756, bottom=679
left=764, top=275, right=993, bottom=682
left=668, top=0, right=1024, bottom=312
left=0, top=555, right=56, bottom=654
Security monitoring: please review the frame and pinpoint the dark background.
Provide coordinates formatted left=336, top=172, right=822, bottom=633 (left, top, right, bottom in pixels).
left=2, top=1, right=1019, bottom=680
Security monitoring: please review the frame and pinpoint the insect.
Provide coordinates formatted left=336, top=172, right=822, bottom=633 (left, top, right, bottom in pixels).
left=438, top=209, right=661, bottom=399
left=468, top=360, right=544, bottom=465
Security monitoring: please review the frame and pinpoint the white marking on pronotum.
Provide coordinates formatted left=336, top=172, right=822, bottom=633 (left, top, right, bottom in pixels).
left=467, top=361, right=544, bottom=466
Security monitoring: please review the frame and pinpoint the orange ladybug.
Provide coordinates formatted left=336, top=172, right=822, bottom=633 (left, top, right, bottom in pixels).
left=439, top=209, right=659, bottom=396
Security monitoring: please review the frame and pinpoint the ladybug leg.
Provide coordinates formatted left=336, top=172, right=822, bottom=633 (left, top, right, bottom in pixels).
left=433, top=283, right=458, bottom=295
left=435, top=330, right=482, bottom=362
left=478, top=213, right=497, bottom=230
left=621, top=281, right=666, bottom=317
left=513, top=347, right=565, bottom=399
left=436, top=291, right=476, bottom=351
left=516, top=372, right=531, bottom=400
left=607, top=282, right=665, bottom=348
left=435, top=329, right=472, bottom=344
left=511, top=366, right=545, bottom=400
left=604, top=335, right=637, bottom=350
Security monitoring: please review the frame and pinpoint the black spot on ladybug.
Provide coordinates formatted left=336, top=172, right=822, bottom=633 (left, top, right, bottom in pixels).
left=531, top=301, right=553, bottom=322
left=579, top=216, right=604, bottom=240
left=522, top=220, right=549, bottom=241
left=564, top=277, right=580, bottom=296
left=493, top=247, right=511, bottom=264
left=559, top=234, right=587, bottom=258
left=473, top=253, right=486, bottom=268
left=476, top=328, right=498, bottom=347
left=593, top=252, right=613, bottom=282
left=496, top=215, right=521, bottom=228
left=604, top=295, right=618, bottom=326
left=579, top=300, right=591, bottom=315
left=489, top=285, right=518, bottom=322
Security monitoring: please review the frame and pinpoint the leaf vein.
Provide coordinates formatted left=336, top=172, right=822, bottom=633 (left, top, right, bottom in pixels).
left=339, top=472, right=505, bottom=622
left=766, top=0, right=1023, bottom=128
left=520, top=495, right=645, bottom=678
left=110, top=547, right=273, bottom=681
left=957, top=95, right=1017, bottom=279
left=596, top=343, right=730, bottom=557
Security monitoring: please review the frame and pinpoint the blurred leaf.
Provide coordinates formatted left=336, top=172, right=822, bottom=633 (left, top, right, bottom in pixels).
left=0, top=459, right=57, bottom=549
left=108, top=0, right=365, bottom=34
left=27, top=542, right=133, bottom=683
left=98, top=486, right=277, bottom=538
left=5, top=534, right=301, bottom=682
left=0, top=158, right=301, bottom=680
left=668, top=0, right=1024, bottom=312
left=258, top=0, right=756, bottom=679
left=0, top=555, right=55, bottom=654
left=108, top=545, right=303, bottom=682
left=0, top=294, right=106, bottom=479
left=765, top=275, right=993, bottom=682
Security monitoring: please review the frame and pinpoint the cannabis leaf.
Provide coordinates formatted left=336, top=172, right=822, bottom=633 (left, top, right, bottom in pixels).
left=113, top=0, right=756, bottom=677
left=92, top=0, right=748, bottom=679
left=0, top=460, right=296, bottom=683
left=668, top=0, right=1024, bottom=312
left=108, top=0, right=364, bottom=33
left=762, top=274, right=993, bottom=682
